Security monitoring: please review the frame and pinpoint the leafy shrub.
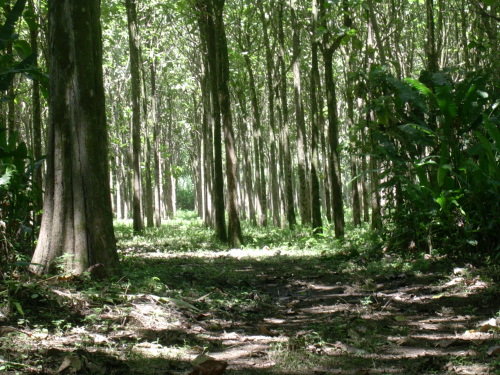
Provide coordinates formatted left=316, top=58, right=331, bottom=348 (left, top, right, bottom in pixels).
left=368, top=67, right=499, bottom=257
left=0, top=130, right=42, bottom=278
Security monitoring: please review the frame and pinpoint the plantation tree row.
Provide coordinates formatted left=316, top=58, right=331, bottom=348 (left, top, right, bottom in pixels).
left=0, top=0, right=498, bottom=274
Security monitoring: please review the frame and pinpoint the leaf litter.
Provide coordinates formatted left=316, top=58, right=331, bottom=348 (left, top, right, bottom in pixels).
left=0, top=222, right=499, bottom=374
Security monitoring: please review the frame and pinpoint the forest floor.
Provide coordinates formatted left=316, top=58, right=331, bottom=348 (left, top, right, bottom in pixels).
left=0, top=212, right=499, bottom=374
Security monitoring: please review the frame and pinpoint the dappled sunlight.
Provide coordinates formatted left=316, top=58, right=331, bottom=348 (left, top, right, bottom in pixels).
left=1, top=217, right=498, bottom=374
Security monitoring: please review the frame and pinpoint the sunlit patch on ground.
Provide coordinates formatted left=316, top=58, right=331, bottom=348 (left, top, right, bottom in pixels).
left=1, top=216, right=498, bottom=374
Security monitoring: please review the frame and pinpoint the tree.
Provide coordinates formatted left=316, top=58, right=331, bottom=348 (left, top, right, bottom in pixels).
left=290, top=0, right=311, bottom=226
left=196, top=0, right=227, bottom=243
left=319, top=0, right=348, bottom=238
left=30, top=0, right=120, bottom=278
left=214, top=0, right=243, bottom=247
left=125, top=0, right=144, bottom=233
left=309, top=0, right=323, bottom=234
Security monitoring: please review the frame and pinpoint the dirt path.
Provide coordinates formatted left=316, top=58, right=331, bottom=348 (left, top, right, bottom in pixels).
left=1, top=248, right=498, bottom=374
left=118, top=249, right=499, bottom=374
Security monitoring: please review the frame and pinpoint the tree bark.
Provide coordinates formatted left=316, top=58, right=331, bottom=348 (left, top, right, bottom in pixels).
left=242, top=49, right=266, bottom=227
left=150, top=60, right=161, bottom=227
left=28, top=0, right=43, bottom=226
left=319, top=0, right=348, bottom=238
left=291, top=0, right=311, bottom=226
left=310, top=0, right=323, bottom=234
left=125, top=0, right=144, bottom=233
left=257, top=0, right=280, bottom=227
left=30, top=0, right=120, bottom=278
left=196, top=0, right=227, bottom=242
left=213, top=0, right=243, bottom=247
left=278, top=1, right=296, bottom=229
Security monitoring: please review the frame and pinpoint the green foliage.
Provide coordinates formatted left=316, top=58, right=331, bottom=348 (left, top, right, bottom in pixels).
left=0, top=0, right=47, bottom=95
left=176, top=185, right=195, bottom=210
left=369, top=68, right=500, bottom=257
left=0, top=129, right=42, bottom=278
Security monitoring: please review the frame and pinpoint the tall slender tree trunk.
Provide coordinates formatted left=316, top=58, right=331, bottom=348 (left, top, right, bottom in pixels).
left=425, top=0, right=439, bottom=73
left=257, top=1, right=280, bottom=227
left=242, top=51, right=266, bottom=227
left=196, top=0, right=227, bottom=242
left=31, top=0, right=120, bottom=278
left=28, top=0, right=42, bottom=226
left=319, top=0, right=349, bottom=238
left=200, top=62, right=214, bottom=227
left=125, top=0, right=144, bottom=233
left=310, top=0, right=322, bottom=234
left=278, top=1, right=296, bottom=228
left=150, top=61, right=161, bottom=227
left=214, top=0, right=243, bottom=247
left=290, top=0, right=311, bottom=226
left=346, top=60, right=361, bottom=227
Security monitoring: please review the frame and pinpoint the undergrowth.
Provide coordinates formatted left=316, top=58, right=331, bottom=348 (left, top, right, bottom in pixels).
left=0, top=211, right=498, bottom=374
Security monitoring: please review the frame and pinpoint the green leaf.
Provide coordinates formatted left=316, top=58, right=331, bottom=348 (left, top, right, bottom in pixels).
left=484, top=118, right=500, bottom=149
left=13, top=39, right=32, bottom=59
left=0, top=52, right=36, bottom=91
left=13, top=301, right=24, bottom=316
left=437, top=164, right=451, bottom=187
left=0, top=0, right=28, bottom=50
left=0, top=167, right=14, bottom=186
left=405, top=78, right=432, bottom=96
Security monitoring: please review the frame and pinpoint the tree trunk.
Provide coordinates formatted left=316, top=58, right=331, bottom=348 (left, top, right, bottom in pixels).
left=28, top=0, right=43, bottom=226
left=242, top=51, right=266, bottom=227
left=30, top=0, right=120, bottom=278
left=125, top=0, right=144, bottom=233
left=310, top=0, right=323, bottom=234
left=320, top=0, right=349, bottom=238
left=323, top=49, right=345, bottom=238
left=291, top=0, right=311, bottom=226
left=425, top=0, right=439, bottom=72
left=214, top=0, right=243, bottom=247
left=150, top=60, right=161, bottom=227
left=196, top=0, right=227, bottom=242
left=278, top=1, right=296, bottom=228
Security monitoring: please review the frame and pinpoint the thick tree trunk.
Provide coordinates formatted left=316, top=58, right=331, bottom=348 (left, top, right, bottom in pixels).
left=31, top=0, right=120, bottom=278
